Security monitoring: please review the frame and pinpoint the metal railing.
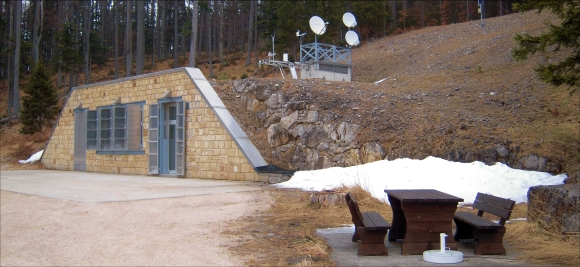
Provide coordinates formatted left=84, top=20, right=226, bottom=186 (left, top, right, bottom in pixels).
left=300, top=42, right=352, bottom=65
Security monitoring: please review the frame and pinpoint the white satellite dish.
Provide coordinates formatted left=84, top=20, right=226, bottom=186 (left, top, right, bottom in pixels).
left=343, top=12, right=357, bottom=28
left=309, top=16, right=327, bottom=35
left=345, top=30, right=359, bottom=46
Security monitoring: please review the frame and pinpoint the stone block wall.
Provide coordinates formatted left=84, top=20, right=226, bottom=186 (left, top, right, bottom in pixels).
left=42, top=68, right=263, bottom=182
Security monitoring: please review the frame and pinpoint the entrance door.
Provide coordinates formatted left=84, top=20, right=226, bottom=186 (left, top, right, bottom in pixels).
left=163, top=103, right=177, bottom=174
left=149, top=100, right=185, bottom=176
left=73, top=109, right=87, bottom=171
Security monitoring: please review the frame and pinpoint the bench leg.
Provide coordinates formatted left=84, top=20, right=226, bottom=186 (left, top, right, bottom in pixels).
left=453, top=218, right=475, bottom=241
left=474, top=227, right=507, bottom=255
left=352, top=229, right=361, bottom=242
left=356, top=227, right=388, bottom=256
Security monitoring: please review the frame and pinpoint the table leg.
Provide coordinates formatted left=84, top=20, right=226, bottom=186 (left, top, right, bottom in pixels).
left=400, top=202, right=459, bottom=255
left=387, top=195, right=406, bottom=241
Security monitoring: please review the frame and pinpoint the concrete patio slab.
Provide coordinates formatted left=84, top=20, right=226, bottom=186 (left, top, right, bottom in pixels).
left=318, top=226, right=546, bottom=266
left=0, top=170, right=266, bottom=203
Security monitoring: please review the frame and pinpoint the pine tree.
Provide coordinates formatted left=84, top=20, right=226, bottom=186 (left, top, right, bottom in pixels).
left=512, top=0, right=580, bottom=94
left=20, top=64, right=59, bottom=135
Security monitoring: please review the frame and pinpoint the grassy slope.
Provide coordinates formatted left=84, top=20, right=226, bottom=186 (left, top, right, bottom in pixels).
left=349, top=10, right=579, bottom=176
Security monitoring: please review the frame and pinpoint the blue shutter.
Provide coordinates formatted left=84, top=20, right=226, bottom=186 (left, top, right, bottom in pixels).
left=148, top=104, right=159, bottom=174
left=176, top=101, right=186, bottom=176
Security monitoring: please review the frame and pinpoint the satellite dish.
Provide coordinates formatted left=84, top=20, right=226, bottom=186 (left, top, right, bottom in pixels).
left=345, top=30, right=360, bottom=46
left=309, top=16, right=327, bottom=35
left=343, top=12, right=357, bottom=28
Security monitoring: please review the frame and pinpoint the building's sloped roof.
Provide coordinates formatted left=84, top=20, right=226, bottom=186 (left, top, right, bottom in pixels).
left=184, top=68, right=268, bottom=169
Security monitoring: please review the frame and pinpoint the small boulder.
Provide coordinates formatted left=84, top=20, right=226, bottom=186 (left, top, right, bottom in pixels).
left=267, top=123, right=290, bottom=147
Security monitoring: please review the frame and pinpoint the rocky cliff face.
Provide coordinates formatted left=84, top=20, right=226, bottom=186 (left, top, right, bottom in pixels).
left=212, top=79, right=568, bottom=179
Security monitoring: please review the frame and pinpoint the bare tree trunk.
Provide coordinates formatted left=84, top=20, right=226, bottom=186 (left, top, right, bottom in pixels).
left=218, top=0, right=224, bottom=63
left=7, top=0, right=13, bottom=114
left=136, top=0, right=144, bottom=75
left=70, top=2, right=76, bottom=91
left=13, top=0, right=22, bottom=115
left=83, top=0, right=91, bottom=84
left=125, top=0, right=132, bottom=77
left=100, top=0, right=107, bottom=50
left=32, top=0, right=43, bottom=64
left=151, top=0, right=156, bottom=67
left=188, top=0, right=198, bottom=67
left=207, top=10, right=213, bottom=78
left=253, top=1, right=258, bottom=67
left=159, top=0, right=165, bottom=61
left=226, top=1, right=233, bottom=56
left=114, top=0, right=119, bottom=79
left=57, top=1, right=63, bottom=87
left=173, top=0, right=178, bottom=68
left=390, top=1, right=396, bottom=30
left=74, top=2, right=80, bottom=86
left=197, top=8, right=203, bottom=58
left=245, top=0, right=254, bottom=66
left=0, top=1, right=7, bottom=96
left=179, top=0, right=186, bottom=58
left=383, top=1, right=386, bottom=36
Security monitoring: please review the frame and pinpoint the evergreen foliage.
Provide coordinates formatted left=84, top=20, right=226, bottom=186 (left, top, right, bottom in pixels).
left=51, top=22, right=82, bottom=74
left=89, top=29, right=110, bottom=69
left=512, top=0, right=580, bottom=94
left=20, top=64, right=59, bottom=135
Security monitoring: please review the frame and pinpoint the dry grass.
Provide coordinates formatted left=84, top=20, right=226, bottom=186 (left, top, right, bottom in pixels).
left=0, top=122, right=48, bottom=170
left=505, top=221, right=580, bottom=266
left=223, top=186, right=392, bottom=266
left=223, top=188, right=348, bottom=266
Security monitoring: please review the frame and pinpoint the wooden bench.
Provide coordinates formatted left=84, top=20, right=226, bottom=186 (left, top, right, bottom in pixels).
left=345, top=192, right=391, bottom=256
left=453, top=192, right=516, bottom=255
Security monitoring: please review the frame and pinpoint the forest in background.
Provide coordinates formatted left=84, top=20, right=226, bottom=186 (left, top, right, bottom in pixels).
left=1, top=0, right=521, bottom=116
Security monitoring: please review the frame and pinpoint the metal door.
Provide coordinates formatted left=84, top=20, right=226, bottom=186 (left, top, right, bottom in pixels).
left=163, top=103, right=177, bottom=174
left=73, top=109, right=87, bottom=171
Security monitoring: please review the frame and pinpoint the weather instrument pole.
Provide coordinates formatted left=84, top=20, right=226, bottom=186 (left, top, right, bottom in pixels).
left=271, top=33, right=276, bottom=60
left=296, top=30, right=306, bottom=62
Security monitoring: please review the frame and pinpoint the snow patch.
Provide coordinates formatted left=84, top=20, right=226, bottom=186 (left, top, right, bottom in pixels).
left=19, top=150, right=44, bottom=164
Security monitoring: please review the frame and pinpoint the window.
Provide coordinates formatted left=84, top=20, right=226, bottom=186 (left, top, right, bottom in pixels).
left=114, top=107, right=126, bottom=149
left=99, top=108, right=112, bottom=150
left=86, top=102, right=144, bottom=153
left=87, top=111, right=97, bottom=150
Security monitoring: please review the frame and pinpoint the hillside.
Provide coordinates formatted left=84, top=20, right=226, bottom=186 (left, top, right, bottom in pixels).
left=213, top=10, right=579, bottom=181
left=1, top=10, right=578, bottom=181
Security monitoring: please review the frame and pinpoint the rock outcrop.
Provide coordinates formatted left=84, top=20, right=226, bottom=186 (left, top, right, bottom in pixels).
left=220, top=79, right=564, bottom=174
left=528, top=184, right=579, bottom=234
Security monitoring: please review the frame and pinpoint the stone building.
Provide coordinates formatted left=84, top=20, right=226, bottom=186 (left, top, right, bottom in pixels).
left=41, top=68, right=279, bottom=182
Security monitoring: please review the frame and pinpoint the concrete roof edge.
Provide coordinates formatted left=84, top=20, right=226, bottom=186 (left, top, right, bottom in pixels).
left=72, top=68, right=188, bottom=91
left=184, top=67, right=268, bottom=169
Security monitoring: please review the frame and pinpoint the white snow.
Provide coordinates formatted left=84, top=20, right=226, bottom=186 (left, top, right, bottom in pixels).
left=18, top=150, right=44, bottom=164
left=275, top=156, right=567, bottom=204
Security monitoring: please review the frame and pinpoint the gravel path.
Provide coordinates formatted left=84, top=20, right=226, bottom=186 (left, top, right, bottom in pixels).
left=1, top=190, right=270, bottom=266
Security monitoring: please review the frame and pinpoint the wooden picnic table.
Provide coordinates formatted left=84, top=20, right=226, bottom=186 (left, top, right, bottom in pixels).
left=384, top=189, right=464, bottom=255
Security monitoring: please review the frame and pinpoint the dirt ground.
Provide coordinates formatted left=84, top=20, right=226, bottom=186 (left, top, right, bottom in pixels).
left=0, top=189, right=272, bottom=266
